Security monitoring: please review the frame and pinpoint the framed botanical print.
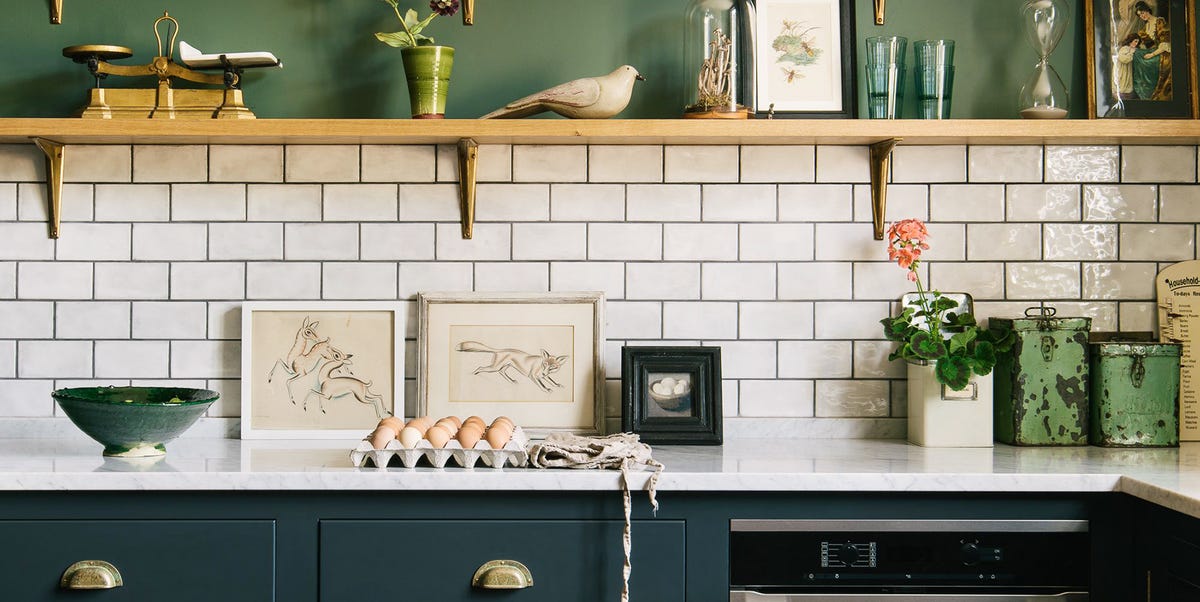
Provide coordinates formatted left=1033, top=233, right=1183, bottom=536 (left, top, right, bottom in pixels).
left=241, top=302, right=405, bottom=440
left=418, top=292, right=605, bottom=437
left=755, top=0, right=857, bottom=118
left=622, top=346, right=722, bottom=445
left=1085, top=0, right=1199, bottom=118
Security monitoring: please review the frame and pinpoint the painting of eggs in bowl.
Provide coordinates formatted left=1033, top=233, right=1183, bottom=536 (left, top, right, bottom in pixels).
left=647, top=373, right=694, bottom=417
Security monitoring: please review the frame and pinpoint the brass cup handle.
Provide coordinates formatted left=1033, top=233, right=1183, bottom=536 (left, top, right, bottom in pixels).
left=471, top=559, right=533, bottom=590
left=60, top=560, right=124, bottom=590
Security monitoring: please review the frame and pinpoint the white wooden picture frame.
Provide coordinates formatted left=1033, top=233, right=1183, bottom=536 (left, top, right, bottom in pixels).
left=241, top=302, right=405, bottom=440
left=418, top=292, right=605, bottom=437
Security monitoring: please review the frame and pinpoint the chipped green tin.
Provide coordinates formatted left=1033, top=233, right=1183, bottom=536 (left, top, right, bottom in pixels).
left=1090, top=341, right=1181, bottom=447
left=993, top=305, right=1091, bottom=446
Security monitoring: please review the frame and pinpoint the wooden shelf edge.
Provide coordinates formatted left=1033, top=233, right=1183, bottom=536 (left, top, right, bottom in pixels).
left=2, top=118, right=1200, bottom=145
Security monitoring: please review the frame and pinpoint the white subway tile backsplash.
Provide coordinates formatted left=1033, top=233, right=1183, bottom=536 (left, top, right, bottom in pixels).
left=929, top=262, right=1005, bottom=299
left=322, top=263, right=398, bottom=300
left=703, top=263, right=775, bottom=300
left=815, top=146, right=870, bottom=183
left=0, top=380, right=55, bottom=416
left=927, top=223, right=966, bottom=262
left=627, top=185, right=701, bottom=222
left=663, top=223, right=737, bottom=261
left=0, top=145, right=43, bottom=181
left=722, top=379, right=739, bottom=416
left=662, top=302, right=737, bottom=339
left=550, top=184, right=624, bottom=221
left=133, top=223, right=208, bottom=261
left=511, top=223, right=587, bottom=261
left=853, top=262, right=928, bottom=301
left=284, top=223, right=359, bottom=260
left=589, top=146, right=663, bottom=183
left=665, top=146, right=739, bottom=183
left=1119, top=301, right=1157, bottom=332
left=55, top=223, right=131, bottom=261
left=171, top=184, right=246, bottom=221
left=627, top=263, right=700, bottom=300
left=1006, top=263, right=1080, bottom=299
left=814, top=302, right=889, bottom=339
left=397, top=184, right=459, bottom=221
left=1120, top=224, right=1195, bottom=261
left=171, top=340, right=240, bottom=379
left=1122, top=146, right=1195, bottom=183
left=0, top=302, right=52, bottom=339
left=779, top=341, right=852, bottom=378
left=286, top=145, right=359, bottom=182
left=1160, top=186, right=1200, bottom=222
left=1082, top=263, right=1157, bottom=300
left=18, top=341, right=91, bottom=378
left=778, top=263, right=852, bottom=300
left=133, top=145, right=207, bottom=183
left=245, top=263, right=321, bottom=300
left=1045, top=146, right=1119, bottom=183
left=206, top=379, right=242, bottom=417
left=853, top=341, right=904, bottom=378
left=476, top=184, right=550, bottom=221
left=968, top=146, right=1043, bottom=182
left=208, top=302, right=241, bottom=340
left=57, top=301, right=130, bottom=339
left=209, top=223, right=284, bottom=261
left=0, top=262, right=13, bottom=299
left=209, top=145, right=284, bottom=183
left=361, top=145, right=436, bottom=183
left=170, top=263, right=246, bottom=300
left=892, top=146, right=966, bottom=183
left=361, top=224, right=435, bottom=260
left=513, top=145, right=587, bottom=182
left=606, top=302, right=662, bottom=339
left=739, top=223, right=813, bottom=261
left=18, top=262, right=91, bottom=300
left=1044, top=224, right=1118, bottom=261
left=588, top=223, right=661, bottom=261
left=398, top=262, right=474, bottom=299
left=0, top=223, right=54, bottom=260
left=779, top=184, right=853, bottom=222
left=929, top=184, right=1004, bottom=222
left=64, top=146, right=132, bottom=183
left=717, top=341, right=777, bottom=379
left=95, top=263, right=168, bottom=300
left=17, top=183, right=92, bottom=222
left=94, top=184, right=170, bottom=221
left=323, top=184, right=398, bottom=221
left=0, top=341, right=12, bottom=378
left=247, top=184, right=323, bottom=221
left=1006, top=184, right=1080, bottom=221
left=132, top=302, right=208, bottom=339
left=740, top=146, right=816, bottom=183
left=738, top=302, right=813, bottom=339
left=1053, top=301, right=1118, bottom=331
left=473, top=262, right=549, bottom=293
left=436, top=144, right=512, bottom=183
left=0, top=183, right=13, bottom=220
left=738, top=380, right=813, bottom=417
left=550, top=262, right=624, bottom=300
left=1083, top=185, right=1157, bottom=222
left=436, top=223, right=511, bottom=261
left=703, top=184, right=776, bottom=222
left=816, top=381, right=890, bottom=417
left=853, top=184, right=928, bottom=223
left=966, top=223, right=1041, bottom=261
left=814, top=223, right=885, bottom=261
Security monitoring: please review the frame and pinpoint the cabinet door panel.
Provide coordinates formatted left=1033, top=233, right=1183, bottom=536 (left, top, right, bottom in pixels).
left=320, top=519, right=685, bottom=602
left=0, top=520, right=275, bottom=602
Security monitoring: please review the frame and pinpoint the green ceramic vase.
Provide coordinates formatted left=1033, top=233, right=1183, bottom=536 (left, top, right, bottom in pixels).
left=401, top=46, right=454, bottom=119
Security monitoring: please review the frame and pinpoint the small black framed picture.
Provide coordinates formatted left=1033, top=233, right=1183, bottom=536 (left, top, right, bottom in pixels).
left=621, top=346, right=722, bottom=445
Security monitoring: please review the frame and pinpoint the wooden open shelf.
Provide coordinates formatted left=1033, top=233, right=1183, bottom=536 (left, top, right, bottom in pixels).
left=2, top=118, right=1200, bottom=146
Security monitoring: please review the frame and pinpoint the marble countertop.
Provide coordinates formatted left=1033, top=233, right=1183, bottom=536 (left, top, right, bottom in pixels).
left=2, top=437, right=1199, bottom=518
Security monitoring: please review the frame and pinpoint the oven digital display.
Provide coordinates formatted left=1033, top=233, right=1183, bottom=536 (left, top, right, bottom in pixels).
left=820, top=541, right=877, bottom=568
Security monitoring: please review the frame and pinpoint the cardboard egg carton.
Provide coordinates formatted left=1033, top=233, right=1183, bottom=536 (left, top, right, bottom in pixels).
left=350, top=426, right=529, bottom=469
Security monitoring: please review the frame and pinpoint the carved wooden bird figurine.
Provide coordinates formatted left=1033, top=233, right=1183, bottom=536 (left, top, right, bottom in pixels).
left=481, top=65, right=646, bottom=119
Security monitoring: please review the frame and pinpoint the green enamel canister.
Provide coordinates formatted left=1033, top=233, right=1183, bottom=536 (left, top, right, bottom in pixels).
left=1090, top=341, right=1182, bottom=447
left=992, top=305, right=1091, bottom=446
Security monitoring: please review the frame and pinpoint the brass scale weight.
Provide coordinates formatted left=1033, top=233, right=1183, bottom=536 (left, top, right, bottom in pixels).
left=62, top=12, right=263, bottom=119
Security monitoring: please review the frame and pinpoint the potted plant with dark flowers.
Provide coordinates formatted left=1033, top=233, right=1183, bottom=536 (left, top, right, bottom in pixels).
left=879, top=219, right=1014, bottom=447
left=375, top=0, right=461, bottom=118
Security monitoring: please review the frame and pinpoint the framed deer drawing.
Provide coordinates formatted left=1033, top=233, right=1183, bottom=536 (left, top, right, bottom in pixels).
left=240, top=302, right=406, bottom=439
left=418, top=292, right=605, bottom=437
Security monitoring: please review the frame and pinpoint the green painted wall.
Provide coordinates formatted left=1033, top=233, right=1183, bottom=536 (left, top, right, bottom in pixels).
left=0, top=0, right=1108, bottom=119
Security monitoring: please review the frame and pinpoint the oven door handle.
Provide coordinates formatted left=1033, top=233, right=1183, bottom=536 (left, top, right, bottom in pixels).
left=731, top=592, right=1088, bottom=602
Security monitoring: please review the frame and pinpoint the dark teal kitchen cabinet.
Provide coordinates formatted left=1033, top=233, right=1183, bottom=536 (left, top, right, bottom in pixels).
left=1138, top=501, right=1200, bottom=601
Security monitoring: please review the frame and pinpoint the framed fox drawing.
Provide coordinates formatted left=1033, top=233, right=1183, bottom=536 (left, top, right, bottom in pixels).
left=418, top=292, right=606, bottom=437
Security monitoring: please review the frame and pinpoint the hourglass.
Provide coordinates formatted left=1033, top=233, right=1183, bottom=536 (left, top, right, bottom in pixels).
left=1018, top=0, right=1070, bottom=119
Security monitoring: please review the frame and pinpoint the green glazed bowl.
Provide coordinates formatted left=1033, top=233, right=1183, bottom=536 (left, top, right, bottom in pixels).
left=52, top=387, right=219, bottom=457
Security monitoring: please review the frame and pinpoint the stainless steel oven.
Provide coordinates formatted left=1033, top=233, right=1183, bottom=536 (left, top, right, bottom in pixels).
left=730, top=519, right=1089, bottom=601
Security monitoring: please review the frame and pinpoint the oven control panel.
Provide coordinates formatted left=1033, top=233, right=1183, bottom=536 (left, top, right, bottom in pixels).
left=820, top=541, right=877, bottom=569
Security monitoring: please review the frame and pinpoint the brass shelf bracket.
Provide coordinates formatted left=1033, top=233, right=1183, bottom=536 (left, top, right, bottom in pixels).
left=462, top=0, right=476, bottom=25
left=32, top=138, right=65, bottom=239
left=457, top=138, right=479, bottom=239
left=869, top=138, right=901, bottom=241
left=50, top=0, right=64, bottom=24
left=873, top=0, right=886, bottom=25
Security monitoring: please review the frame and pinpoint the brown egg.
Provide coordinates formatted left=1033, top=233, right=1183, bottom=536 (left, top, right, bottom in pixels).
left=485, top=424, right=513, bottom=449
left=379, top=416, right=405, bottom=432
left=446, top=416, right=463, bottom=429
left=493, top=416, right=515, bottom=430
left=369, top=426, right=397, bottom=450
left=456, top=424, right=484, bottom=448
left=434, top=418, right=459, bottom=436
left=397, top=426, right=423, bottom=449
left=463, top=416, right=486, bottom=429
left=404, top=418, right=430, bottom=435
left=425, top=424, right=451, bottom=449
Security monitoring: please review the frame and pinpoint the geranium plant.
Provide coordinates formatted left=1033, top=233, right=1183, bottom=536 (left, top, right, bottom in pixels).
left=879, top=219, right=1013, bottom=390
left=375, top=0, right=460, bottom=48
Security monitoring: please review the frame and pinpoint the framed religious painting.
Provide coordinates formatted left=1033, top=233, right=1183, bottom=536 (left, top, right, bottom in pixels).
left=417, top=292, right=605, bottom=437
left=621, top=346, right=722, bottom=445
left=1085, top=0, right=1199, bottom=118
left=240, top=302, right=405, bottom=439
left=755, top=0, right=857, bottom=118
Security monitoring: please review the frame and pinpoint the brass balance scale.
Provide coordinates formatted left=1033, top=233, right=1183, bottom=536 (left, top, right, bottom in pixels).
left=62, top=12, right=278, bottom=119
